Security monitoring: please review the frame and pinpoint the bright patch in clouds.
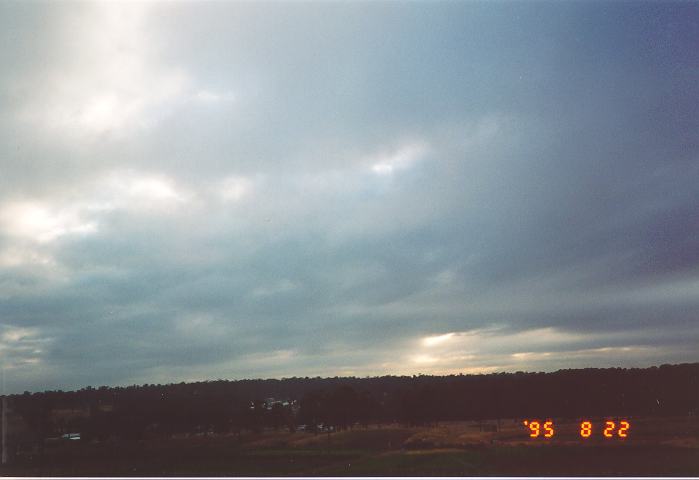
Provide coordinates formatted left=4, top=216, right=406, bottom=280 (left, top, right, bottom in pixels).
left=195, top=90, right=236, bottom=104
left=2, top=326, right=38, bottom=343
left=19, top=2, right=190, bottom=138
left=0, top=246, right=56, bottom=268
left=0, top=201, right=98, bottom=243
left=405, top=327, right=661, bottom=375
left=99, top=170, right=191, bottom=211
left=422, top=332, right=455, bottom=347
left=20, top=2, right=235, bottom=139
left=0, top=325, right=52, bottom=370
left=370, top=141, right=429, bottom=175
left=218, top=176, right=254, bottom=202
left=412, top=354, right=439, bottom=364
left=0, top=170, right=190, bottom=247
left=117, top=175, right=183, bottom=202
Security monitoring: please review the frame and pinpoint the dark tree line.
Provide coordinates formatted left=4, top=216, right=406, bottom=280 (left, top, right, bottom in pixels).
left=5, top=363, right=698, bottom=443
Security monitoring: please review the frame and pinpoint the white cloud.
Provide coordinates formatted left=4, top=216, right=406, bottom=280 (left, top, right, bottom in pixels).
left=218, top=176, right=254, bottom=202
left=422, top=332, right=455, bottom=347
left=109, top=172, right=184, bottom=203
left=194, top=90, right=236, bottom=104
left=2, top=326, right=38, bottom=343
left=0, top=245, right=56, bottom=268
left=19, top=3, right=190, bottom=138
left=0, top=325, right=52, bottom=370
left=0, top=169, right=192, bottom=248
left=0, top=201, right=98, bottom=244
left=369, top=141, right=429, bottom=176
left=96, top=169, right=192, bottom=214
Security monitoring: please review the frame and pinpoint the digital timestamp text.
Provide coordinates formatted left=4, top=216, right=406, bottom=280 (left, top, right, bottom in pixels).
left=523, top=420, right=631, bottom=438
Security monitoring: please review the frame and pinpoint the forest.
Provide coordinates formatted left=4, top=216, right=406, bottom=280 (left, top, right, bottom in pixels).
left=6, top=363, right=699, bottom=445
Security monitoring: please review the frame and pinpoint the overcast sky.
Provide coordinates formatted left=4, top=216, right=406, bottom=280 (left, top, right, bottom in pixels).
left=0, top=0, right=697, bottom=393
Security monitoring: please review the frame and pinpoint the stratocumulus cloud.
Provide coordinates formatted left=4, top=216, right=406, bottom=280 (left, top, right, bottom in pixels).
left=0, top=1, right=697, bottom=393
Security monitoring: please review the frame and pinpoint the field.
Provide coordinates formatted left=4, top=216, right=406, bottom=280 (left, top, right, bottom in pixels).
left=3, top=416, right=698, bottom=476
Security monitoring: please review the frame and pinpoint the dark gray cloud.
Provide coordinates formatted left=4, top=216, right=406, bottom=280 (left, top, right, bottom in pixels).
left=0, top=1, right=697, bottom=393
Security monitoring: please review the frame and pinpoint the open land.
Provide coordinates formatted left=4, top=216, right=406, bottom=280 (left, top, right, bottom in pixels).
left=3, top=416, right=698, bottom=476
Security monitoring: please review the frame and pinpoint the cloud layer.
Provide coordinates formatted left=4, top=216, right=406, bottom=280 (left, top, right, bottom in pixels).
left=0, top=1, right=697, bottom=393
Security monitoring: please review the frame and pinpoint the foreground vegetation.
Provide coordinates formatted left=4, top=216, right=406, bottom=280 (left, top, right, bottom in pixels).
left=3, top=417, right=698, bottom=476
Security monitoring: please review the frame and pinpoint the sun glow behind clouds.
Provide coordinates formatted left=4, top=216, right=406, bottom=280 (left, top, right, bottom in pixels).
left=21, top=2, right=197, bottom=138
left=0, top=202, right=98, bottom=243
left=405, top=327, right=661, bottom=375
left=0, top=170, right=190, bottom=249
left=422, top=332, right=455, bottom=347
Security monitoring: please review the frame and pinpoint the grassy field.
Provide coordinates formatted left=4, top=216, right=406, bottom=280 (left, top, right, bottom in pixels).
left=2, top=417, right=698, bottom=476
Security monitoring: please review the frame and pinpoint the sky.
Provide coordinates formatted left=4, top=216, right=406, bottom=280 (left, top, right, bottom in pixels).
left=0, top=0, right=697, bottom=394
